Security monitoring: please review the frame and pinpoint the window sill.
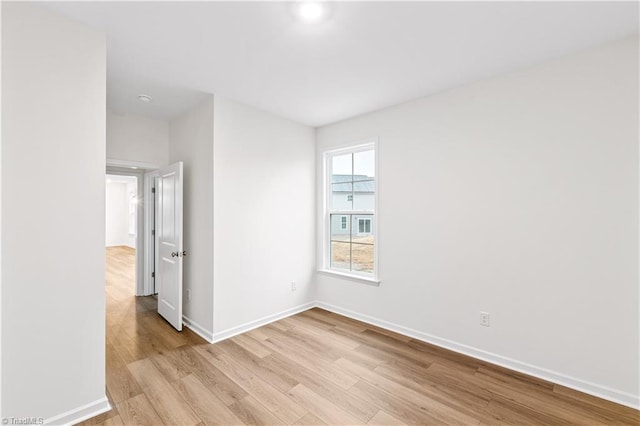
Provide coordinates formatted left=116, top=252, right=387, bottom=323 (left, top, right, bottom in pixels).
left=317, top=269, right=380, bottom=286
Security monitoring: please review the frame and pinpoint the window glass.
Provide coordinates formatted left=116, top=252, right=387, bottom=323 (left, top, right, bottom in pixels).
left=327, top=145, right=376, bottom=277
left=354, top=149, right=375, bottom=179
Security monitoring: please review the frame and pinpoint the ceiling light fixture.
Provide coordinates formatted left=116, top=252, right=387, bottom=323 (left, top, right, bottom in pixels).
left=137, top=94, right=152, bottom=103
left=298, top=2, right=326, bottom=22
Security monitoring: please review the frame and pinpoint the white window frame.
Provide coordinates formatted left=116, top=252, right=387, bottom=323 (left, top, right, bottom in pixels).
left=320, top=139, right=379, bottom=284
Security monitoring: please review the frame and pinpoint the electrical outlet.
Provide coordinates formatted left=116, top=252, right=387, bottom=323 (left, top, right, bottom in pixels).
left=187, top=289, right=192, bottom=301
left=291, top=281, right=297, bottom=291
left=480, top=312, right=490, bottom=327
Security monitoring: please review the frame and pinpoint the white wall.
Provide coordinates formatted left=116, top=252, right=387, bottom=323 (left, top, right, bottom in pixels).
left=213, top=96, right=316, bottom=337
left=316, top=36, right=639, bottom=406
left=107, top=109, right=169, bottom=167
left=169, top=96, right=215, bottom=338
left=1, top=2, right=108, bottom=421
left=105, top=181, right=136, bottom=248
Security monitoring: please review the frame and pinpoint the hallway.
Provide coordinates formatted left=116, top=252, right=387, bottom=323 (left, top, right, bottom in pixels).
left=90, top=246, right=205, bottom=424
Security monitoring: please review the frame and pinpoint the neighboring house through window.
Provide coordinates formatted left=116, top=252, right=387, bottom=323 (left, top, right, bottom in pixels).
left=324, top=141, right=377, bottom=279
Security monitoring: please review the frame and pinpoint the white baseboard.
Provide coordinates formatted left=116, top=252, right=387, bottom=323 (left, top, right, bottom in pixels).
left=182, top=315, right=215, bottom=343
left=315, top=301, right=640, bottom=410
left=211, top=301, right=316, bottom=343
left=44, top=396, right=111, bottom=425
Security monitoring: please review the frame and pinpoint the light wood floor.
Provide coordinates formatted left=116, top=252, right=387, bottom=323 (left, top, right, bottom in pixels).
left=86, top=246, right=639, bottom=425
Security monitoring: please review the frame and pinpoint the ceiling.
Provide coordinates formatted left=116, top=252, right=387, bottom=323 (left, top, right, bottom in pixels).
left=42, top=1, right=638, bottom=127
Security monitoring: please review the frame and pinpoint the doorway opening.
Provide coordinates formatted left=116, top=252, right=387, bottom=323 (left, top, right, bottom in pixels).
left=105, top=164, right=158, bottom=298
left=105, top=174, right=138, bottom=298
left=103, top=161, right=184, bottom=331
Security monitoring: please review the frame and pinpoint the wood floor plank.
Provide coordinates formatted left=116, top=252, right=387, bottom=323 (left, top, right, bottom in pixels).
left=228, top=395, right=287, bottom=425
left=105, top=341, right=144, bottom=404
left=263, top=338, right=358, bottom=390
left=286, top=383, right=364, bottom=425
left=207, top=352, right=308, bottom=424
left=280, top=314, right=334, bottom=331
left=406, top=338, right=488, bottom=373
left=376, top=362, right=491, bottom=411
left=115, top=393, right=164, bottom=425
left=485, top=394, right=568, bottom=426
left=149, top=350, right=192, bottom=383
left=349, top=380, right=445, bottom=425
left=210, top=339, right=299, bottom=393
left=170, top=345, right=248, bottom=406
left=138, top=312, right=191, bottom=349
left=263, top=352, right=379, bottom=423
left=368, top=410, right=407, bottom=425
left=335, top=357, right=480, bottom=425
left=284, top=321, right=363, bottom=355
left=263, top=324, right=341, bottom=363
left=475, top=372, right=616, bottom=425
left=375, top=362, right=502, bottom=425
left=293, top=412, right=327, bottom=425
left=231, top=333, right=273, bottom=358
left=552, top=385, right=640, bottom=424
left=127, top=358, right=201, bottom=425
left=99, top=415, right=125, bottom=426
left=106, top=365, right=144, bottom=405
left=334, top=328, right=440, bottom=372
left=110, top=328, right=147, bottom=364
left=245, top=326, right=276, bottom=341
left=476, top=365, right=554, bottom=392
left=173, top=374, right=245, bottom=425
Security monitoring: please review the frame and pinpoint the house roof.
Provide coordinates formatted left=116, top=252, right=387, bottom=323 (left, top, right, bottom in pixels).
left=332, top=175, right=375, bottom=193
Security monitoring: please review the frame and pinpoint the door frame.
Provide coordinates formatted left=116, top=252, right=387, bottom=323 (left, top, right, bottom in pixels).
left=144, top=169, right=160, bottom=296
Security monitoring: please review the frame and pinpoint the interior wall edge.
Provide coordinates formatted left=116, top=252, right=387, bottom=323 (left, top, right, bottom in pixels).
left=210, top=301, right=317, bottom=344
left=43, top=397, right=110, bottom=426
left=182, top=314, right=214, bottom=343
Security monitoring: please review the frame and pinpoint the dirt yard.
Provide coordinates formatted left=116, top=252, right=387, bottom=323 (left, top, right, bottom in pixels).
left=331, top=235, right=374, bottom=273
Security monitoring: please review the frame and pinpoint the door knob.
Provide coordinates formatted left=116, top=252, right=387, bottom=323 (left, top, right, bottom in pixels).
left=171, top=252, right=178, bottom=257
left=181, top=250, right=187, bottom=257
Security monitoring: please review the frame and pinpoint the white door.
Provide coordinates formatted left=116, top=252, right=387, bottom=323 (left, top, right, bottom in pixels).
left=156, top=162, right=184, bottom=331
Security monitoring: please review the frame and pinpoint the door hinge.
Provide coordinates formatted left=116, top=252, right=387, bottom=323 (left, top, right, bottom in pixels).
left=152, top=187, right=156, bottom=194
left=152, top=229, right=155, bottom=236
left=152, top=272, right=155, bottom=278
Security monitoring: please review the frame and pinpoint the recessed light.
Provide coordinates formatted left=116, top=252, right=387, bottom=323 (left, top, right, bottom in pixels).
left=298, top=2, right=326, bottom=22
left=137, top=94, right=152, bottom=103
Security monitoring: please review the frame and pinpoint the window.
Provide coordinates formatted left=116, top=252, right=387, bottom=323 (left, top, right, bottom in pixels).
left=358, top=218, right=371, bottom=234
left=325, top=142, right=376, bottom=279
